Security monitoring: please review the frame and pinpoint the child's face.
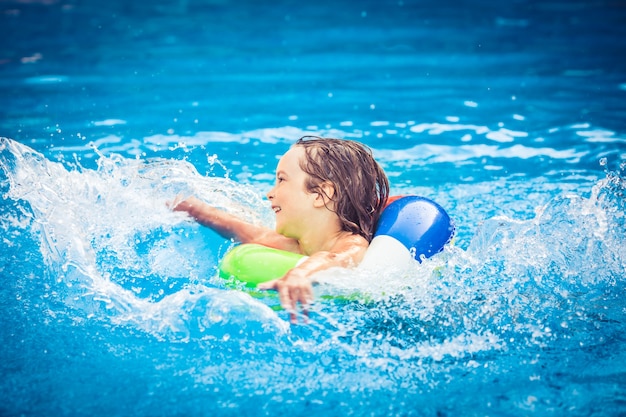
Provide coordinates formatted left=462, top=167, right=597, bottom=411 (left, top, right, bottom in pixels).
left=267, top=146, right=316, bottom=238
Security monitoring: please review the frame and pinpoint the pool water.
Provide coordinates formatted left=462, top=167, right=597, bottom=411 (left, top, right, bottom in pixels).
left=1, top=0, right=625, bottom=416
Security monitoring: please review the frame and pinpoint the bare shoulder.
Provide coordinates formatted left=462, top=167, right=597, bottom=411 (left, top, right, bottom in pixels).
left=335, top=233, right=368, bottom=249
left=329, top=233, right=369, bottom=263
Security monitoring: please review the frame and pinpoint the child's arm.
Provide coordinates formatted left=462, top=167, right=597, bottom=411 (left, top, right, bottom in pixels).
left=171, top=196, right=297, bottom=250
left=258, top=234, right=368, bottom=323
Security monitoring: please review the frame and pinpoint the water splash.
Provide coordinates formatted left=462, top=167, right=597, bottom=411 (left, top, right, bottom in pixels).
left=0, top=137, right=287, bottom=341
left=306, top=156, right=625, bottom=370
left=1, top=138, right=625, bottom=411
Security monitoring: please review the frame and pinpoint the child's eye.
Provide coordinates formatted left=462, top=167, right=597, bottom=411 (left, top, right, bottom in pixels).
left=277, top=176, right=285, bottom=183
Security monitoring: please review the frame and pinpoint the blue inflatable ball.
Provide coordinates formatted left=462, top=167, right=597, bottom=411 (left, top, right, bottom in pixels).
left=375, top=196, right=455, bottom=262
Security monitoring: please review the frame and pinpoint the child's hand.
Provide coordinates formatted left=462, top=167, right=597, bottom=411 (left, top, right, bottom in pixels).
left=258, top=269, right=313, bottom=324
left=167, top=194, right=190, bottom=211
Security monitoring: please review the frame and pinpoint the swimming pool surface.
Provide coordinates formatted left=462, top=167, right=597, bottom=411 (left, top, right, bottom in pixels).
left=1, top=0, right=625, bottom=416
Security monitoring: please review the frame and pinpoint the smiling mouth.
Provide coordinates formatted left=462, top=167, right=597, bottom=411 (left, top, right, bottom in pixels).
left=272, top=206, right=281, bottom=213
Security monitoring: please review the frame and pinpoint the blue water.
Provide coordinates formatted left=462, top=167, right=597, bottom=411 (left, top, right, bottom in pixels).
left=1, top=0, right=626, bottom=415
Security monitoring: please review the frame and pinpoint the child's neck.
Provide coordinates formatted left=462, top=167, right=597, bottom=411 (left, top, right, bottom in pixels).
left=296, top=201, right=345, bottom=255
left=298, top=228, right=351, bottom=256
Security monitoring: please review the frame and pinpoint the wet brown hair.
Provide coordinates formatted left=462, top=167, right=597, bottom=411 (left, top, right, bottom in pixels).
left=294, top=136, right=390, bottom=242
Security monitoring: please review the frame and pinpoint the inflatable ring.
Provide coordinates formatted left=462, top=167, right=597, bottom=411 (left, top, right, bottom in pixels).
left=218, top=195, right=455, bottom=286
left=219, top=243, right=307, bottom=286
left=359, top=195, right=455, bottom=270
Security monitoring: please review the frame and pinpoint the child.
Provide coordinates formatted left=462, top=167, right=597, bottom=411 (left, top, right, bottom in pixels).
left=171, top=136, right=389, bottom=323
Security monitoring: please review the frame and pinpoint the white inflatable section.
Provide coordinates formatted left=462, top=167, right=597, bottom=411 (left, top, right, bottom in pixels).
left=358, top=235, right=414, bottom=272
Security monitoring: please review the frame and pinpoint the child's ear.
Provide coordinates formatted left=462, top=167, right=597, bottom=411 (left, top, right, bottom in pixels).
left=314, top=181, right=335, bottom=208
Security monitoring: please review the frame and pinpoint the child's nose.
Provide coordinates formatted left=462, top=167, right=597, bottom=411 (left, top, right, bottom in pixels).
left=266, top=187, right=275, bottom=200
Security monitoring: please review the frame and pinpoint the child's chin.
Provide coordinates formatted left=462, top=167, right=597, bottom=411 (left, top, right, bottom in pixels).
left=277, top=226, right=297, bottom=240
